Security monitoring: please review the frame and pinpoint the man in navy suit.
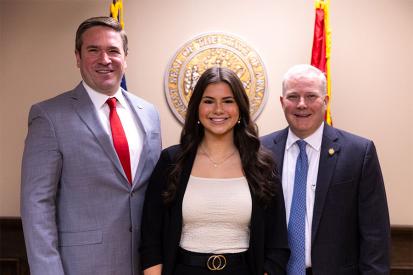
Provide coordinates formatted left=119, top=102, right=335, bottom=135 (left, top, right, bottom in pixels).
left=262, top=64, right=390, bottom=275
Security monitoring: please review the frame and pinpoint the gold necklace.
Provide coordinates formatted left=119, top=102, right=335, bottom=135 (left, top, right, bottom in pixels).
left=200, top=145, right=237, bottom=168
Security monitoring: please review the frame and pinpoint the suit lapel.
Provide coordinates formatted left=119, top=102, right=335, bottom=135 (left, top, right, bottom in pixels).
left=122, top=91, right=150, bottom=188
left=269, top=128, right=289, bottom=173
left=171, top=149, right=197, bottom=262
left=311, top=124, right=341, bottom=244
left=71, top=84, right=128, bottom=185
left=175, top=149, right=197, bottom=210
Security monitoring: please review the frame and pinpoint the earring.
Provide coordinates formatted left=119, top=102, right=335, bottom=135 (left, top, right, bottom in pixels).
left=237, top=118, right=241, bottom=124
left=197, top=120, right=200, bottom=125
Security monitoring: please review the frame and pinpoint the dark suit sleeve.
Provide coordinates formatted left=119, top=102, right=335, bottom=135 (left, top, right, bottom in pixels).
left=264, top=179, right=290, bottom=275
left=358, top=141, right=390, bottom=274
left=140, top=149, right=171, bottom=270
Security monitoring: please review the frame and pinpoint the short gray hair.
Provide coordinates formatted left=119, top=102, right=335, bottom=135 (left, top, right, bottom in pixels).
left=282, top=64, right=326, bottom=95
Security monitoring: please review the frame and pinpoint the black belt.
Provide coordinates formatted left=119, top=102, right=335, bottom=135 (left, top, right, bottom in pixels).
left=306, top=267, right=313, bottom=275
left=178, top=248, right=248, bottom=271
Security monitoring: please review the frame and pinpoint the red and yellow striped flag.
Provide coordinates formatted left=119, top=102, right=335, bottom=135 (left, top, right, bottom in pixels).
left=311, top=0, right=332, bottom=125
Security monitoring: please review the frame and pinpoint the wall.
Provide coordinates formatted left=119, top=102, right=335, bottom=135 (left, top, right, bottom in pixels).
left=0, top=0, right=412, bottom=225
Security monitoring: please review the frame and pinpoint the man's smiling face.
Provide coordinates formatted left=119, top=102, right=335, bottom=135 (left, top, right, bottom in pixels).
left=75, top=26, right=127, bottom=96
left=280, top=76, right=328, bottom=139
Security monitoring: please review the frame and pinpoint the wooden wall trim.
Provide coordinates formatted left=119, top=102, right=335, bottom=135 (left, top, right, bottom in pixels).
left=1, top=217, right=412, bottom=275
left=391, top=225, right=413, bottom=273
left=0, top=217, right=29, bottom=275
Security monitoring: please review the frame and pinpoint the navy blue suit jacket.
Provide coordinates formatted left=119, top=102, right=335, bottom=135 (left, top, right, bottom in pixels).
left=261, top=124, right=390, bottom=275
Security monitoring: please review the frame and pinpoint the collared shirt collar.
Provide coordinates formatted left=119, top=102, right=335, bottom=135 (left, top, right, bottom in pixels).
left=286, top=122, right=324, bottom=152
left=82, top=81, right=127, bottom=110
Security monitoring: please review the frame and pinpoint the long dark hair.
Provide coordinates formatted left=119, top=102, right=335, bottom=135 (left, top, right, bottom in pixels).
left=163, top=67, right=278, bottom=206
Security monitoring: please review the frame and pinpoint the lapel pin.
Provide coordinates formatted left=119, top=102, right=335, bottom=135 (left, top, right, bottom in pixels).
left=328, top=148, right=335, bottom=156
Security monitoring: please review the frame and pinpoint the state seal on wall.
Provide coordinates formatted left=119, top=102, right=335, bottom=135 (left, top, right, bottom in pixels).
left=164, top=33, right=268, bottom=124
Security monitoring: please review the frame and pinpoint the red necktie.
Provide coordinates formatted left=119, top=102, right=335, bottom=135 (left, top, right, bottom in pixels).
left=106, top=97, right=132, bottom=184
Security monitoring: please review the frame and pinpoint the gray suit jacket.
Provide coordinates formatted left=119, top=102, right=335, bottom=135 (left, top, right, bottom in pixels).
left=21, top=83, right=162, bottom=275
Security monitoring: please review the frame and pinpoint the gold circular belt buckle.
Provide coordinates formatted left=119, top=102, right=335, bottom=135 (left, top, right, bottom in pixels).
left=207, top=254, right=227, bottom=271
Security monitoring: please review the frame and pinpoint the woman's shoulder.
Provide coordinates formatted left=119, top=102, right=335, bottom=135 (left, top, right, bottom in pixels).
left=159, top=143, right=197, bottom=168
left=161, top=144, right=182, bottom=158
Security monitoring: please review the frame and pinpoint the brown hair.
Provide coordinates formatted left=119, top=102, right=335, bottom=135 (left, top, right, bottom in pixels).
left=75, top=16, right=128, bottom=56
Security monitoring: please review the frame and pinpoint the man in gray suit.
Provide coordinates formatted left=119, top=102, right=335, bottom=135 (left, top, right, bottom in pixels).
left=21, top=17, right=161, bottom=275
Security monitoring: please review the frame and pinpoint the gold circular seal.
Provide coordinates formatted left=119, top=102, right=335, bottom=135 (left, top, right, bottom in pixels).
left=164, top=33, right=268, bottom=124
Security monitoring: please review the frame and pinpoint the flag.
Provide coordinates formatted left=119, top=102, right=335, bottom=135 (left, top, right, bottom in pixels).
left=110, top=0, right=127, bottom=90
left=311, top=0, right=332, bottom=125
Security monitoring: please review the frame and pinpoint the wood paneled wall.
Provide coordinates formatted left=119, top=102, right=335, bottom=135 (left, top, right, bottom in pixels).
left=0, top=218, right=411, bottom=275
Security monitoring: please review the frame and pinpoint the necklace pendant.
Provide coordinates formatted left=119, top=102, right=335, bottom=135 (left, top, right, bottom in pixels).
left=201, top=145, right=237, bottom=169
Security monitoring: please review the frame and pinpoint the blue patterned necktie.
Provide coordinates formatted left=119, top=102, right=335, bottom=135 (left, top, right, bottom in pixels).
left=287, top=140, right=308, bottom=275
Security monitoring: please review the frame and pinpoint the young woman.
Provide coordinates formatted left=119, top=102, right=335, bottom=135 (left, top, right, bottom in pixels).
left=140, top=67, right=289, bottom=275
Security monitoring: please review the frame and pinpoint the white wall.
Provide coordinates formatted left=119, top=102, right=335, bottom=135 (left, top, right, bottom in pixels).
left=0, top=0, right=412, bottom=225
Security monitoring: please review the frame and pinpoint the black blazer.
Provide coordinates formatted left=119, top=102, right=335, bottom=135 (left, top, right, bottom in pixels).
left=261, top=124, right=390, bottom=275
left=140, top=145, right=290, bottom=275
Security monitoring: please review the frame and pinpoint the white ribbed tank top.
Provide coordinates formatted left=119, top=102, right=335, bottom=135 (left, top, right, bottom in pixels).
left=179, top=176, right=252, bottom=254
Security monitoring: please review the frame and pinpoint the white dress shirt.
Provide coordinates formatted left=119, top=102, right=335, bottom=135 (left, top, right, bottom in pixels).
left=282, top=122, right=324, bottom=267
left=83, top=81, right=143, bottom=183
